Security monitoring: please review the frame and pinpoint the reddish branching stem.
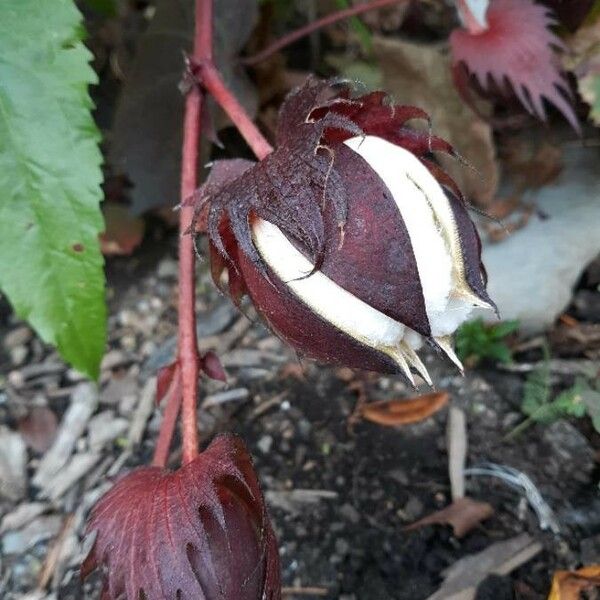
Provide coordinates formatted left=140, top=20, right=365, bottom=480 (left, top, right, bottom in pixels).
left=178, top=0, right=213, bottom=465
left=242, top=0, right=408, bottom=66
left=167, top=0, right=412, bottom=466
left=167, top=0, right=275, bottom=466
left=201, top=63, right=273, bottom=160
left=161, top=0, right=401, bottom=468
left=152, top=369, right=182, bottom=468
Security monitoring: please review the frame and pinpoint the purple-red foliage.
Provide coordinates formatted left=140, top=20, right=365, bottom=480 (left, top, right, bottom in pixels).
left=450, top=0, right=579, bottom=132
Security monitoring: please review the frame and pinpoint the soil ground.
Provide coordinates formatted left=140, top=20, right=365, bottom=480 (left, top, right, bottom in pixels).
left=1, top=234, right=598, bottom=600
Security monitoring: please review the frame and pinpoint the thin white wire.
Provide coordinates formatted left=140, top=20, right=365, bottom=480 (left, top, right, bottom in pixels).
left=465, top=462, right=560, bottom=534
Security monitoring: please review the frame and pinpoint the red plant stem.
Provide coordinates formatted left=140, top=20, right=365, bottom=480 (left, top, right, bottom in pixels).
left=178, top=0, right=213, bottom=465
left=201, top=63, right=273, bottom=160
left=152, top=371, right=182, bottom=468
left=242, top=0, right=407, bottom=66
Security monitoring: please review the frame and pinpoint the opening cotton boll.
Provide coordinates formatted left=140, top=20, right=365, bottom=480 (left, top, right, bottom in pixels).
left=202, top=79, right=496, bottom=383
left=253, top=217, right=437, bottom=383
left=252, top=218, right=409, bottom=348
left=251, top=219, right=434, bottom=382
left=344, top=135, right=477, bottom=338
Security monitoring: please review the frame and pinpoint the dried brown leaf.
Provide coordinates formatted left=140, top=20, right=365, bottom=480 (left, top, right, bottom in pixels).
left=549, top=322, right=600, bottom=358
left=100, top=204, right=144, bottom=256
left=487, top=195, right=524, bottom=220
left=501, top=138, right=564, bottom=192
left=373, top=36, right=498, bottom=207
left=404, top=496, right=494, bottom=538
left=565, top=19, right=600, bottom=124
left=278, top=362, right=306, bottom=381
left=360, top=391, right=449, bottom=426
left=548, top=564, right=600, bottom=600
left=17, top=407, right=58, bottom=454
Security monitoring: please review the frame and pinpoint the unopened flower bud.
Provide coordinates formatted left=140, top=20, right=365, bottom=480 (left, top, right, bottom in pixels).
left=82, top=435, right=280, bottom=599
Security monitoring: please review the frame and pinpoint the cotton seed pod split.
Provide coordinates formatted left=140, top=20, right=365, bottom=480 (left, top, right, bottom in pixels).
left=194, top=78, right=496, bottom=385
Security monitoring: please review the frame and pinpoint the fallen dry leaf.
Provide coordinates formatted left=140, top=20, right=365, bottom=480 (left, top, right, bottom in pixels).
left=278, top=362, right=307, bottom=381
left=373, top=36, right=498, bottom=207
left=565, top=19, right=600, bottom=124
left=100, top=203, right=145, bottom=256
left=404, top=496, right=494, bottom=538
left=549, top=322, right=600, bottom=359
left=558, top=314, right=579, bottom=328
left=426, top=533, right=541, bottom=600
left=548, top=565, right=600, bottom=600
left=360, top=391, right=449, bottom=426
left=487, top=195, right=525, bottom=221
left=500, top=137, right=564, bottom=193
left=483, top=202, right=535, bottom=243
left=17, top=407, right=58, bottom=454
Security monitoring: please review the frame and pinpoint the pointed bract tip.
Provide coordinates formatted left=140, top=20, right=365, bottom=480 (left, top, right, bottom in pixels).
left=435, top=336, right=464, bottom=374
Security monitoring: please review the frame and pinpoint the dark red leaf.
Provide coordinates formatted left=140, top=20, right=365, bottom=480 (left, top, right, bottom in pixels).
left=200, top=351, right=227, bottom=382
left=542, top=0, right=594, bottom=32
left=83, top=434, right=280, bottom=600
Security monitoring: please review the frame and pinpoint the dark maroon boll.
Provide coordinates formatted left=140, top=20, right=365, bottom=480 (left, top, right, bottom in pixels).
left=82, top=435, right=280, bottom=600
left=195, top=78, right=496, bottom=385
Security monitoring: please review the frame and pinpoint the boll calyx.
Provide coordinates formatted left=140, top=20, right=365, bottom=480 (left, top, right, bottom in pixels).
left=82, top=435, right=281, bottom=600
left=194, top=78, right=496, bottom=385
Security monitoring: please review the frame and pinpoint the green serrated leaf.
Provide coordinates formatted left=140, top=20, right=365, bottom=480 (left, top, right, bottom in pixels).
left=522, top=357, right=551, bottom=418
left=552, top=384, right=587, bottom=419
left=455, top=318, right=519, bottom=365
left=488, top=343, right=513, bottom=364
left=0, top=0, right=106, bottom=379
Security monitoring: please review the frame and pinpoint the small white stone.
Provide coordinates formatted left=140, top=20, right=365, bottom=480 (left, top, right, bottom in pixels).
left=257, top=435, right=273, bottom=454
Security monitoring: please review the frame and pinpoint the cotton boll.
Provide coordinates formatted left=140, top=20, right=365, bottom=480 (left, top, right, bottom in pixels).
left=252, top=218, right=410, bottom=354
left=200, top=79, right=495, bottom=383
left=345, top=136, right=454, bottom=328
